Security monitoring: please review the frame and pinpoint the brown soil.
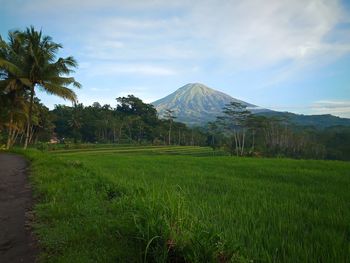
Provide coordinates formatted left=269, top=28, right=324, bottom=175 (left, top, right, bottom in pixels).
left=0, top=153, right=37, bottom=262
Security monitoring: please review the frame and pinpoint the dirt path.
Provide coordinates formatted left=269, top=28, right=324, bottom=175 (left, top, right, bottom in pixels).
left=0, top=153, right=37, bottom=263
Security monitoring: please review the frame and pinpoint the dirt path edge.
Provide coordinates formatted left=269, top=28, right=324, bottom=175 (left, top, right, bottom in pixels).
left=0, top=153, right=38, bottom=263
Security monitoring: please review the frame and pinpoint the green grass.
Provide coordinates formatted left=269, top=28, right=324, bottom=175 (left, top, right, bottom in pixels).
left=50, top=145, right=228, bottom=156
left=19, top=146, right=350, bottom=262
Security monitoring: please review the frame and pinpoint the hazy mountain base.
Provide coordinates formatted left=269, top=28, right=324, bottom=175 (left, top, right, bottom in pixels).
left=257, top=111, right=350, bottom=129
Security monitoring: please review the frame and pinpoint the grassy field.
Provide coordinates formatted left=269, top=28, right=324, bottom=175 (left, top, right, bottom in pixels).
left=19, top=146, right=350, bottom=262
left=49, top=145, right=228, bottom=156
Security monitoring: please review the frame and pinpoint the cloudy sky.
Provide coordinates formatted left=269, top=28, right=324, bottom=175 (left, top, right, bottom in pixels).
left=1, top=0, right=350, bottom=117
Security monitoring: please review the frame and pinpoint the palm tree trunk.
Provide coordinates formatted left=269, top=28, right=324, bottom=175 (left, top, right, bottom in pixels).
left=24, top=86, right=34, bottom=149
left=19, top=131, right=24, bottom=144
left=6, top=129, right=13, bottom=150
left=13, top=129, right=19, bottom=145
left=29, top=125, right=35, bottom=144
left=6, top=113, right=13, bottom=150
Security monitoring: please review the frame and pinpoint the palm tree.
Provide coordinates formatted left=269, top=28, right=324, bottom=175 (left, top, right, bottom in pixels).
left=0, top=32, right=29, bottom=149
left=2, top=89, right=28, bottom=149
left=0, top=26, right=81, bottom=149
left=21, top=27, right=81, bottom=149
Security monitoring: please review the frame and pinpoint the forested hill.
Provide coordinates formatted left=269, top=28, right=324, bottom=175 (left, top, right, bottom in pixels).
left=257, top=111, right=350, bottom=129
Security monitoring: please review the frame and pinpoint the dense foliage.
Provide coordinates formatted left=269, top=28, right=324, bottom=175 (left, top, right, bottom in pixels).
left=1, top=93, right=349, bottom=160
left=50, top=96, right=208, bottom=146
left=0, top=26, right=80, bottom=149
left=206, top=102, right=350, bottom=160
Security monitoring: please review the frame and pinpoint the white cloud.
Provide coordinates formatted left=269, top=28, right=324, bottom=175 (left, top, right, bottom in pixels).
left=310, top=100, right=350, bottom=118
left=13, top=0, right=186, bottom=12
left=84, top=1, right=349, bottom=72
left=189, top=0, right=349, bottom=67
left=88, top=63, right=177, bottom=76
left=3, top=0, right=350, bottom=87
left=8, top=0, right=349, bottom=68
left=77, top=15, right=197, bottom=62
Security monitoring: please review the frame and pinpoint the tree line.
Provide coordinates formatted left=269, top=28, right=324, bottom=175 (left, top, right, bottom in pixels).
left=1, top=92, right=348, bottom=161
left=51, top=96, right=208, bottom=146
left=207, top=102, right=350, bottom=160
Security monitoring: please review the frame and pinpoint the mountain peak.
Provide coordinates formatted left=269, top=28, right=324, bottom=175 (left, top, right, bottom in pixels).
left=181, top=82, right=210, bottom=89
left=152, top=83, right=259, bottom=125
left=174, top=83, right=222, bottom=99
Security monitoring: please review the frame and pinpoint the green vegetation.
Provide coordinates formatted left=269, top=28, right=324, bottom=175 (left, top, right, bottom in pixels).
left=1, top=24, right=349, bottom=263
left=1, top=27, right=350, bottom=161
left=50, top=145, right=228, bottom=156
left=1, top=26, right=349, bottom=261
left=19, top=146, right=350, bottom=262
left=49, top=97, right=207, bottom=146
left=0, top=26, right=80, bottom=149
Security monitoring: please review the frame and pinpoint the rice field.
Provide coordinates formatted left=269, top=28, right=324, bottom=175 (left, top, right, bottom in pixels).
left=21, top=146, right=350, bottom=262
left=50, top=145, right=228, bottom=156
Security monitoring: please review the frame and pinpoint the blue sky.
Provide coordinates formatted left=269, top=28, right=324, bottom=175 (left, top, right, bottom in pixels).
left=1, top=0, right=350, bottom=117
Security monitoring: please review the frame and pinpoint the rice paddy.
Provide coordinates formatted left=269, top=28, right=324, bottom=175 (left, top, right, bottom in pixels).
left=21, top=145, right=350, bottom=262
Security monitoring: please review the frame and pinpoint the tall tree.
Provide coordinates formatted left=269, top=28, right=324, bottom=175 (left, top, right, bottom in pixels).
left=207, top=121, right=219, bottom=151
left=0, top=26, right=81, bottom=149
left=68, top=103, right=83, bottom=143
left=216, top=102, right=251, bottom=156
left=0, top=32, right=29, bottom=149
left=246, top=115, right=266, bottom=154
left=164, top=109, right=176, bottom=145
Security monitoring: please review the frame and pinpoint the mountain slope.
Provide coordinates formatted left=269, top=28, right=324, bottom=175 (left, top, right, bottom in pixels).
left=152, top=83, right=350, bottom=128
left=152, top=83, right=265, bottom=125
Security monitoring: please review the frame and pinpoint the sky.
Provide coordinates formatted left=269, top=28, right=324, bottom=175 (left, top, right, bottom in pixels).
left=1, top=0, right=350, bottom=117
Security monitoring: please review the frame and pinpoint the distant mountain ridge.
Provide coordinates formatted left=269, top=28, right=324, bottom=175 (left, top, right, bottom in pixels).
left=152, top=83, right=350, bottom=128
left=256, top=111, right=350, bottom=129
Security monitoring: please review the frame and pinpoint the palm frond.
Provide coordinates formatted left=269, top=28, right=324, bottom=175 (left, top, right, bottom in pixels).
left=43, top=76, right=81, bottom=88
left=0, top=58, right=23, bottom=76
left=39, top=82, right=77, bottom=102
left=19, top=78, right=32, bottom=87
